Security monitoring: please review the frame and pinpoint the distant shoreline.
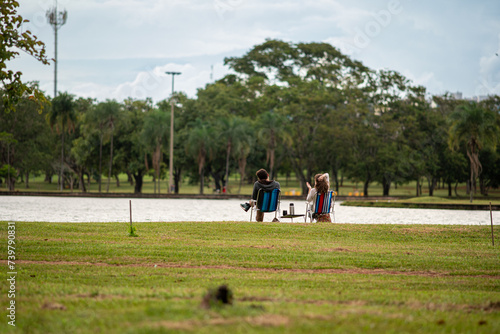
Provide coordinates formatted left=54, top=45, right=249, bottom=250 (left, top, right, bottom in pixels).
left=0, top=190, right=395, bottom=202
left=341, top=200, right=499, bottom=211
left=1, top=190, right=498, bottom=210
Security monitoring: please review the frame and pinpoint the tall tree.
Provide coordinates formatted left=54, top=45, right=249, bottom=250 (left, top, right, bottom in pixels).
left=256, top=110, right=290, bottom=179
left=141, top=108, right=169, bottom=193
left=1, top=0, right=50, bottom=112
left=100, top=100, right=122, bottom=193
left=449, top=102, right=499, bottom=202
left=218, top=116, right=248, bottom=191
left=185, top=118, right=214, bottom=194
left=46, top=92, right=76, bottom=190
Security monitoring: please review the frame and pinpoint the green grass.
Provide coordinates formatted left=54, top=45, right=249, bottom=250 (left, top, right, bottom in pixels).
left=1, top=221, right=499, bottom=333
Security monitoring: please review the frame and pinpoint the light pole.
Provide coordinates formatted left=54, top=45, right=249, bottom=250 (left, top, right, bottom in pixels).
left=165, top=71, right=181, bottom=193
left=46, top=1, right=67, bottom=98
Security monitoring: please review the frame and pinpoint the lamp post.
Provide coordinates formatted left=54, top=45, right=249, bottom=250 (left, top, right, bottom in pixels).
left=165, top=71, right=181, bottom=193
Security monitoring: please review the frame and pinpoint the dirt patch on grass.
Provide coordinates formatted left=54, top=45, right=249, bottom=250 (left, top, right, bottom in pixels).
left=320, top=247, right=351, bottom=252
left=149, top=314, right=289, bottom=330
left=13, top=259, right=500, bottom=279
left=405, top=301, right=500, bottom=313
left=394, top=226, right=472, bottom=235
left=41, top=302, right=66, bottom=310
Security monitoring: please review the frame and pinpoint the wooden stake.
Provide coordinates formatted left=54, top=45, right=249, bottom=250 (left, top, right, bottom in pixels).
left=490, top=202, right=494, bottom=246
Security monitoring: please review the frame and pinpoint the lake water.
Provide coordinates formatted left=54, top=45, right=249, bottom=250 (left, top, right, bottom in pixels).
left=0, top=196, right=497, bottom=225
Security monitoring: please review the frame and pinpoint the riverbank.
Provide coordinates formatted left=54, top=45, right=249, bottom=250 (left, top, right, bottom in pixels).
left=1, top=222, right=498, bottom=333
left=2, top=190, right=499, bottom=211
left=0, top=189, right=397, bottom=202
left=342, top=196, right=500, bottom=211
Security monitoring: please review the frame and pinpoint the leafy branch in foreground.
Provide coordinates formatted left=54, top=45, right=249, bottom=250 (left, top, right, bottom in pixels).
left=1, top=0, right=51, bottom=113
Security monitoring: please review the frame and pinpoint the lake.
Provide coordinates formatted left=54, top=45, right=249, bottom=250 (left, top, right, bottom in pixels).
left=0, top=196, right=497, bottom=225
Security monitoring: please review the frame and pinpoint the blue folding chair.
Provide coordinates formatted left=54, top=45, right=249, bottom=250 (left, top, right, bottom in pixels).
left=305, top=190, right=336, bottom=223
left=250, top=188, right=281, bottom=222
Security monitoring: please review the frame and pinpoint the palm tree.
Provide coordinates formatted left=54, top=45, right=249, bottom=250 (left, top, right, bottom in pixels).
left=218, top=116, right=249, bottom=191
left=185, top=119, right=214, bottom=194
left=257, top=111, right=291, bottom=179
left=232, top=126, right=254, bottom=194
left=449, top=102, right=499, bottom=202
left=46, top=92, right=76, bottom=191
left=141, top=109, right=169, bottom=193
left=100, top=101, right=122, bottom=193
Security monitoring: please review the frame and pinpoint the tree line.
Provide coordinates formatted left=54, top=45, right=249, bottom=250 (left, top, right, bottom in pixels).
left=1, top=40, right=500, bottom=201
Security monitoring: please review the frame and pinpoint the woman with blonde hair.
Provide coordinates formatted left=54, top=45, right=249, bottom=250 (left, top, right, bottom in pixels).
left=306, top=173, right=331, bottom=222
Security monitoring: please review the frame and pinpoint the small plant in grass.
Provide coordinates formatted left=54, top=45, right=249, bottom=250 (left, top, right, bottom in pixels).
left=128, top=225, right=138, bottom=237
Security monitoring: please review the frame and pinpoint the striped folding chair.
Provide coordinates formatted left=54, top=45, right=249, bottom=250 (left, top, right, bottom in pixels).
left=250, top=188, right=281, bottom=222
left=305, top=190, right=336, bottom=223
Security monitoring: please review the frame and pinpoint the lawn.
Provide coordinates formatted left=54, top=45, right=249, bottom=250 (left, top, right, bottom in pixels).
left=1, top=221, right=499, bottom=333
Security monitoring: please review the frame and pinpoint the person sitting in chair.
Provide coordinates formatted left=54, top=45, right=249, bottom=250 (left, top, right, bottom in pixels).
left=306, top=173, right=331, bottom=222
left=240, top=168, right=280, bottom=222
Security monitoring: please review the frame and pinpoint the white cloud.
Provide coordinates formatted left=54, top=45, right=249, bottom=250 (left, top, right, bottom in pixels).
left=476, top=34, right=500, bottom=96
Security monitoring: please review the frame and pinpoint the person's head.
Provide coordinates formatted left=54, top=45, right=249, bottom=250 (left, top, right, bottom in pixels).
left=315, top=173, right=329, bottom=193
left=256, top=169, right=269, bottom=181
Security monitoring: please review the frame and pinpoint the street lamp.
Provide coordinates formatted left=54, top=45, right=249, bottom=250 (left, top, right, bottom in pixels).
left=165, top=71, right=181, bottom=193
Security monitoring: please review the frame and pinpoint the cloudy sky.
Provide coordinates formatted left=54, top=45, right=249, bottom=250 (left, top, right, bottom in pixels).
left=13, top=0, right=500, bottom=103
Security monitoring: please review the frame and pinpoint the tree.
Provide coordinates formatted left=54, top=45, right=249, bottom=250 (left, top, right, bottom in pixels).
left=121, top=98, right=150, bottom=193
left=256, top=110, right=290, bottom=179
left=1, top=0, right=50, bottom=112
left=0, top=92, right=53, bottom=189
left=185, top=118, right=214, bottom=194
left=218, top=116, right=249, bottom=191
left=0, top=132, right=17, bottom=190
left=141, top=108, right=169, bottom=193
left=46, top=92, right=76, bottom=190
left=449, top=102, right=499, bottom=202
left=99, top=100, right=122, bottom=193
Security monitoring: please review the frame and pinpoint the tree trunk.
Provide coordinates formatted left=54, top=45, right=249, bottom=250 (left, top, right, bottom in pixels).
left=79, top=169, right=86, bottom=192
left=470, top=171, right=474, bottom=203
left=60, top=128, right=65, bottom=191
left=106, top=132, right=114, bottom=193
left=7, top=175, right=15, bottom=191
left=363, top=179, right=370, bottom=197
left=224, top=140, right=231, bottom=189
left=133, top=173, right=143, bottom=193
left=25, top=171, right=29, bottom=188
left=98, top=135, right=103, bottom=193
left=382, top=179, right=390, bottom=196
left=427, top=177, right=434, bottom=196
left=447, top=182, right=452, bottom=197
left=174, top=166, right=181, bottom=194
left=199, top=167, right=204, bottom=195
left=332, top=169, right=339, bottom=193
left=45, top=170, right=53, bottom=184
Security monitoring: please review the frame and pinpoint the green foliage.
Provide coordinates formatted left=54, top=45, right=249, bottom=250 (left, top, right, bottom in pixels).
left=2, top=39, right=500, bottom=198
left=1, top=0, right=50, bottom=112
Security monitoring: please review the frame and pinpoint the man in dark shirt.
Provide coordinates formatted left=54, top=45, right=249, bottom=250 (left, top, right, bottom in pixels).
left=241, top=169, right=280, bottom=222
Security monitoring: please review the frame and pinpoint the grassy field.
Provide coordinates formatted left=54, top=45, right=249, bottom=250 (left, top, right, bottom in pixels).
left=1, top=221, right=499, bottom=333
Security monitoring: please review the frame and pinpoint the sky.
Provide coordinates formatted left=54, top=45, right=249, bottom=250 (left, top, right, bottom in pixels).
left=12, top=0, right=500, bottom=103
